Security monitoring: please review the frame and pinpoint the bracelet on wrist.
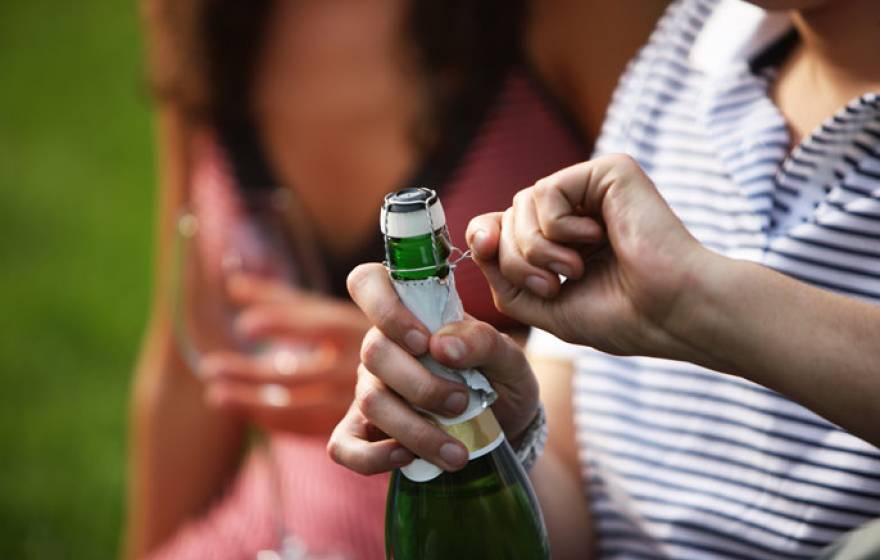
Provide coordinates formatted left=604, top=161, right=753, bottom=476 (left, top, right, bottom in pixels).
left=513, top=404, right=547, bottom=472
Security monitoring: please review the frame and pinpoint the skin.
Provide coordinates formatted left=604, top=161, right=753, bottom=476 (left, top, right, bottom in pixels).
left=328, top=1, right=880, bottom=558
left=127, top=0, right=667, bottom=557
left=128, top=2, right=418, bottom=555
left=128, top=107, right=249, bottom=560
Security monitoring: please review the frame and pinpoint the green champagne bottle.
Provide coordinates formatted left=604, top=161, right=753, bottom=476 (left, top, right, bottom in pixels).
left=380, top=188, right=549, bottom=559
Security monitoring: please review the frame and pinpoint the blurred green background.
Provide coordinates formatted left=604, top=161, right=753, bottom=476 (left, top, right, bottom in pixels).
left=0, top=0, right=154, bottom=557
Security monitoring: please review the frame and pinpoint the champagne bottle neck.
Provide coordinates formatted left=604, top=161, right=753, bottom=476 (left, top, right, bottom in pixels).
left=386, top=228, right=452, bottom=281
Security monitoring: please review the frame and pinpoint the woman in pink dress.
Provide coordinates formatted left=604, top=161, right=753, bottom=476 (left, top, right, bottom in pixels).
left=128, top=1, right=664, bottom=558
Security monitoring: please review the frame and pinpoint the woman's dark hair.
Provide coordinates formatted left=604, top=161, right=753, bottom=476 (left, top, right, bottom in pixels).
left=142, top=0, right=527, bottom=153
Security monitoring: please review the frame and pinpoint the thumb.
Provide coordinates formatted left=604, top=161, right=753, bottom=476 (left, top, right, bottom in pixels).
left=467, top=211, right=557, bottom=331
left=470, top=251, right=555, bottom=334
left=466, top=212, right=503, bottom=261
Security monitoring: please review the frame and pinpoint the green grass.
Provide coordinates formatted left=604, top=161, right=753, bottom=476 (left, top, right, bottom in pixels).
left=0, top=0, right=155, bottom=557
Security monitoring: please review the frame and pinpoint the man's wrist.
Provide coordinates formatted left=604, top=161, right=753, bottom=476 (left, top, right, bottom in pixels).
left=511, top=404, right=547, bottom=472
left=663, top=247, right=743, bottom=375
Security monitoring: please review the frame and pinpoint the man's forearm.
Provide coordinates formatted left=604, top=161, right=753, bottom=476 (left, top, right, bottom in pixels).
left=673, top=250, right=880, bottom=445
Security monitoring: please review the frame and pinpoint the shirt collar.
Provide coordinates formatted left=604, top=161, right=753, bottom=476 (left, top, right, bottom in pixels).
left=689, top=0, right=793, bottom=76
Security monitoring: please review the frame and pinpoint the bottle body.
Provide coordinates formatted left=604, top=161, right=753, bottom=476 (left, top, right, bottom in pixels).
left=386, top=438, right=549, bottom=559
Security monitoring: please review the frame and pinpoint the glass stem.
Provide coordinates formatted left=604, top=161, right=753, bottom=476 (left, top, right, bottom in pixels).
left=255, top=431, right=290, bottom=550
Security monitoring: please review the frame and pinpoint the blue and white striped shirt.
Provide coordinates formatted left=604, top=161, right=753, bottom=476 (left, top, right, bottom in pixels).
left=528, top=0, right=880, bottom=558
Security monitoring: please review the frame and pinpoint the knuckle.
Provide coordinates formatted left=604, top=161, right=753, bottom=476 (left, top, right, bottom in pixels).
left=411, top=376, right=443, bottom=409
left=327, top=438, right=370, bottom=476
left=604, top=153, right=640, bottom=178
left=326, top=410, right=358, bottom=468
left=359, top=328, right=386, bottom=368
left=480, top=323, right=503, bottom=355
left=373, top=299, right=398, bottom=332
left=497, top=251, right=523, bottom=283
left=410, top=421, right=441, bottom=452
left=519, top=237, right=542, bottom=263
left=533, top=176, right=555, bottom=195
left=497, top=331, right=515, bottom=352
left=355, top=362, right=370, bottom=381
left=533, top=176, right=564, bottom=203
left=512, top=189, right=530, bottom=207
left=463, top=320, right=493, bottom=349
left=355, top=373, right=383, bottom=417
left=357, top=384, right=382, bottom=418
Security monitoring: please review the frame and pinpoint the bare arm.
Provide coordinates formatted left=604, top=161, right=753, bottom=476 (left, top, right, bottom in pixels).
left=671, top=252, right=880, bottom=445
left=124, top=107, right=246, bottom=558
left=467, top=156, right=880, bottom=451
left=527, top=0, right=671, bottom=142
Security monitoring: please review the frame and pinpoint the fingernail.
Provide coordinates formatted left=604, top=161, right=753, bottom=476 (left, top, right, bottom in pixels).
left=470, top=229, right=488, bottom=258
left=404, top=330, right=428, bottom=355
left=439, top=442, right=467, bottom=469
left=439, top=336, right=465, bottom=361
left=525, top=275, right=550, bottom=297
left=549, top=262, right=572, bottom=278
left=443, top=391, right=468, bottom=416
left=390, top=447, right=413, bottom=466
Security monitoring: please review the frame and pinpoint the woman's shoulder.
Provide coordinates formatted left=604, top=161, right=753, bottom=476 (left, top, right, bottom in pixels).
left=525, top=0, right=675, bottom=141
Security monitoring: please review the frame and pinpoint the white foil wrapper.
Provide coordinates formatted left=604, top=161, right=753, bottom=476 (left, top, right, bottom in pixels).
left=392, top=273, right=499, bottom=481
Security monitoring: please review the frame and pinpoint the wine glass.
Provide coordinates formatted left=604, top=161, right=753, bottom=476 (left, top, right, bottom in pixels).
left=171, top=186, right=346, bottom=560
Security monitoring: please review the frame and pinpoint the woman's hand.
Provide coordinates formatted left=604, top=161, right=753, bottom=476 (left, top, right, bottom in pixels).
left=200, top=274, right=367, bottom=436
left=326, top=263, right=539, bottom=475
left=467, top=154, right=714, bottom=361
